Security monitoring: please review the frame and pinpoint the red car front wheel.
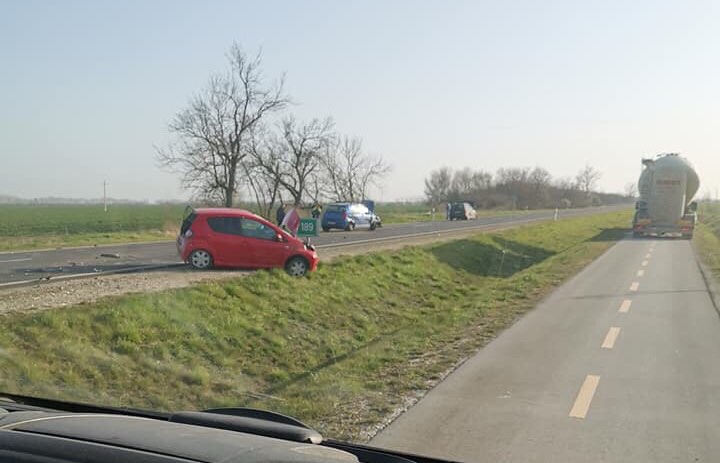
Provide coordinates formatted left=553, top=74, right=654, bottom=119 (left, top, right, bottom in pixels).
left=285, top=256, right=309, bottom=276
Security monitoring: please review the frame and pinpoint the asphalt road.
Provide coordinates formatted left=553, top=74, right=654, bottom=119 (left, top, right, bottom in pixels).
left=0, top=206, right=624, bottom=287
left=370, top=236, right=720, bottom=462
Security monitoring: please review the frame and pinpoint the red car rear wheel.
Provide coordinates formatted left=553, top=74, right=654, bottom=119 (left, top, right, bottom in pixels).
left=189, top=249, right=213, bottom=270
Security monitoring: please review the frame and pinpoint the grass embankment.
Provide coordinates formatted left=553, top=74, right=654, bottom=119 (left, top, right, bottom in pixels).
left=0, top=211, right=629, bottom=440
left=694, top=203, right=720, bottom=278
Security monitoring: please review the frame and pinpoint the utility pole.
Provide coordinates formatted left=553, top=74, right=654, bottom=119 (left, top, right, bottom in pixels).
left=103, top=180, right=107, bottom=213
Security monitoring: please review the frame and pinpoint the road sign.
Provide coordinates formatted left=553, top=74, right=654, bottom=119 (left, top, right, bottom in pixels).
left=296, top=218, right=319, bottom=237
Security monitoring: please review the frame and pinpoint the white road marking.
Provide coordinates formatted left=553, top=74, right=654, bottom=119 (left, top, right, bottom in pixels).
left=0, top=257, right=32, bottom=263
left=629, top=282, right=640, bottom=291
left=645, top=253, right=652, bottom=259
left=619, top=299, right=632, bottom=313
left=601, top=327, right=621, bottom=349
left=637, top=269, right=645, bottom=277
left=642, top=260, right=649, bottom=266
left=569, top=375, right=601, bottom=419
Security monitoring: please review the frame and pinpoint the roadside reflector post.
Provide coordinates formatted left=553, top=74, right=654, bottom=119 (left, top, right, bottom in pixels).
left=498, top=249, right=507, bottom=276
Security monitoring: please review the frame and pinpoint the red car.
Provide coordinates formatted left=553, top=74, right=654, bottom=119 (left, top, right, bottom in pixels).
left=177, top=208, right=319, bottom=276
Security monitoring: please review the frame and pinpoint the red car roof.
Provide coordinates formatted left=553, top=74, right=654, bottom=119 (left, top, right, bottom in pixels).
left=193, top=208, right=257, bottom=217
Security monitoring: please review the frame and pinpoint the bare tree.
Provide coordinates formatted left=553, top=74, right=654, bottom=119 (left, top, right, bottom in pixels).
left=624, top=181, right=638, bottom=199
left=529, top=167, right=551, bottom=190
left=528, top=167, right=552, bottom=208
left=318, top=136, right=391, bottom=202
left=424, top=167, right=453, bottom=205
left=470, top=170, right=493, bottom=191
left=496, top=167, right=531, bottom=208
left=576, top=164, right=602, bottom=193
left=158, top=43, right=288, bottom=206
left=496, top=167, right=530, bottom=186
left=450, top=167, right=474, bottom=200
left=357, top=158, right=392, bottom=202
left=253, top=116, right=334, bottom=206
left=320, top=137, right=358, bottom=202
left=239, top=127, right=283, bottom=217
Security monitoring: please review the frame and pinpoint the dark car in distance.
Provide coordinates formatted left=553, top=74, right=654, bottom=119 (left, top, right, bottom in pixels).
left=449, top=202, right=477, bottom=220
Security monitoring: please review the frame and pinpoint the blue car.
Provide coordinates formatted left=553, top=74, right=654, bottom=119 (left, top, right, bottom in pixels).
left=321, top=202, right=382, bottom=231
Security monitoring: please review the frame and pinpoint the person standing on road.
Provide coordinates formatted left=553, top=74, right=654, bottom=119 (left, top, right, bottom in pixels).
left=446, top=202, right=452, bottom=220
left=311, top=202, right=322, bottom=219
left=276, top=202, right=286, bottom=226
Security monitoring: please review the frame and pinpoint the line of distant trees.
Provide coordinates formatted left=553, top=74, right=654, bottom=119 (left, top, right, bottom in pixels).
left=424, top=164, right=628, bottom=209
left=157, top=43, right=391, bottom=218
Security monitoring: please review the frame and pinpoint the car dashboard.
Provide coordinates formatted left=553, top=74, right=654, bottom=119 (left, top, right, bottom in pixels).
left=0, top=393, right=457, bottom=463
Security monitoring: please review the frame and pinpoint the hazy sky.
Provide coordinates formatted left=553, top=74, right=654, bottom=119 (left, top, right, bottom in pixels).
left=2, top=0, right=720, bottom=201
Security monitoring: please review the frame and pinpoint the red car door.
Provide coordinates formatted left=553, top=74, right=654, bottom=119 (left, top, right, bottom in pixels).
left=206, top=216, right=250, bottom=267
left=240, top=217, right=289, bottom=268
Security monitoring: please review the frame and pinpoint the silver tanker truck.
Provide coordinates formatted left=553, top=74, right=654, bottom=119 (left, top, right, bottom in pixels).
left=633, top=153, right=699, bottom=239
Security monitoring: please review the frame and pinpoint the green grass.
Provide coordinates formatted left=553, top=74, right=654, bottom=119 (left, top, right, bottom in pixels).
left=0, top=204, right=187, bottom=251
left=0, top=210, right=629, bottom=440
left=694, top=202, right=720, bottom=278
left=0, top=204, right=187, bottom=236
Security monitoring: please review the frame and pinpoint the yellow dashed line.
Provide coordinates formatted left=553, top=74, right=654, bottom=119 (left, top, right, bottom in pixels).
left=569, top=375, right=601, bottom=419
left=601, top=327, right=621, bottom=349
left=619, top=299, right=632, bottom=313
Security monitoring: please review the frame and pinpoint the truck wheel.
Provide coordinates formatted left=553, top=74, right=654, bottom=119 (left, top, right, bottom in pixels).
left=322, top=227, right=330, bottom=232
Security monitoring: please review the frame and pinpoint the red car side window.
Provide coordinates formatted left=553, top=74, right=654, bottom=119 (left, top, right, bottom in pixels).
left=240, top=218, right=276, bottom=241
left=207, top=217, right=242, bottom=235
